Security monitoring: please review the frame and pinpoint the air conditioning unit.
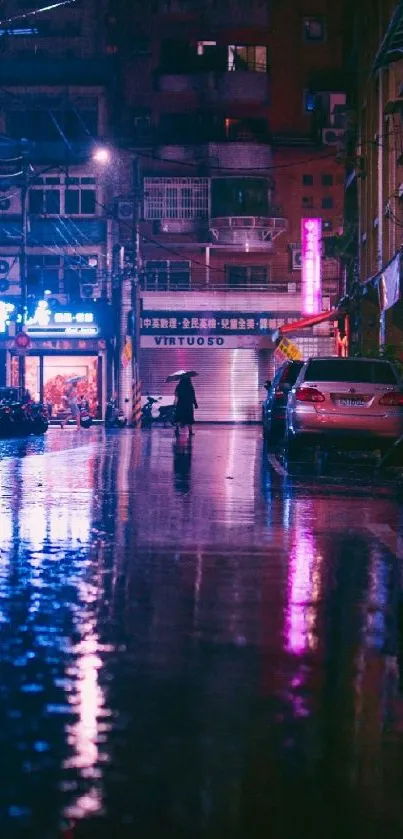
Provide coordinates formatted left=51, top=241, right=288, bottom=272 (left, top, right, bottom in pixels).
left=291, top=248, right=302, bottom=270
left=117, top=200, right=134, bottom=221
left=80, top=283, right=100, bottom=299
left=0, top=255, right=20, bottom=294
left=0, top=188, right=22, bottom=215
left=322, top=127, right=344, bottom=145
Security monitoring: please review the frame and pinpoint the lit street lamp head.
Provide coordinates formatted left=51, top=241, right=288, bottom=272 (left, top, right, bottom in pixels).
left=92, top=146, right=111, bottom=165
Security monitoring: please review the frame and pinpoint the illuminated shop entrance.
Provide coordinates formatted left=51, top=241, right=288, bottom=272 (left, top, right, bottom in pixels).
left=11, top=354, right=101, bottom=416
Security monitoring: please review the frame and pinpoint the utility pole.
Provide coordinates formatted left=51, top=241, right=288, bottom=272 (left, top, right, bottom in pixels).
left=131, top=156, right=141, bottom=427
left=118, top=156, right=142, bottom=425
left=18, top=144, right=30, bottom=394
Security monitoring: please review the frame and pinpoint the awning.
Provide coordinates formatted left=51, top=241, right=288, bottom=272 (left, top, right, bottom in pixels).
left=373, top=1, right=403, bottom=70
left=273, top=309, right=339, bottom=340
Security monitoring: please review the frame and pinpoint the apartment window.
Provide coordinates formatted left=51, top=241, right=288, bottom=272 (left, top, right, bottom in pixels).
left=143, top=260, right=190, bottom=290
left=322, top=196, right=334, bottom=209
left=226, top=265, right=269, bottom=289
left=27, top=254, right=63, bottom=294
left=228, top=45, right=268, bottom=73
left=29, top=174, right=97, bottom=216
left=6, top=102, right=98, bottom=141
left=143, top=178, right=208, bottom=220
left=160, top=38, right=193, bottom=71
left=302, top=174, right=314, bottom=186
left=321, top=174, right=334, bottom=186
left=302, top=196, right=314, bottom=208
left=303, top=16, right=326, bottom=42
left=64, top=255, right=98, bottom=298
left=29, top=183, right=61, bottom=215
left=65, top=177, right=97, bottom=215
left=197, top=40, right=217, bottom=54
left=212, top=178, right=270, bottom=216
left=225, top=117, right=268, bottom=142
left=27, top=253, right=99, bottom=297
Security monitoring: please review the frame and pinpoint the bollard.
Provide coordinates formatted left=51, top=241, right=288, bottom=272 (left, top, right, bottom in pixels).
left=132, top=376, right=142, bottom=428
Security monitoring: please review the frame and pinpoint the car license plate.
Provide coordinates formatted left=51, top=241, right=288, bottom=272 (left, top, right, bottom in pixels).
left=339, top=398, right=365, bottom=407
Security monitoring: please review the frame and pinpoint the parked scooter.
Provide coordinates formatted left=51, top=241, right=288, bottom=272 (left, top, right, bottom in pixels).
left=27, top=402, right=49, bottom=435
left=141, top=396, right=175, bottom=428
left=105, top=399, right=127, bottom=429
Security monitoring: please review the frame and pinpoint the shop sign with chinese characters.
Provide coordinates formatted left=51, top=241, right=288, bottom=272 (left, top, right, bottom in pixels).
left=274, top=337, right=302, bottom=364
left=141, top=312, right=274, bottom=335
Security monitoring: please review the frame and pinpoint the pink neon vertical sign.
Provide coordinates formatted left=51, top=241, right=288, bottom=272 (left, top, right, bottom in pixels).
left=301, top=218, right=322, bottom=315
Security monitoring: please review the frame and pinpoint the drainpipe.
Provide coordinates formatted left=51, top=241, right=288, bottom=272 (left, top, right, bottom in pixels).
left=378, top=64, right=385, bottom=347
left=205, top=245, right=210, bottom=288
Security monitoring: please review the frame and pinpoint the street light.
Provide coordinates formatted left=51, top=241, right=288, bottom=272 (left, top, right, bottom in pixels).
left=92, top=146, right=111, bottom=165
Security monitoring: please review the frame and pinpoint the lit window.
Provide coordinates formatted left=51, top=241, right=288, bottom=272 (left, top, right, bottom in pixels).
left=303, top=16, right=326, bottom=43
left=304, top=90, right=316, bottom=112
left=197, top=40, right=217, bottom=55
left=228, top=45, right=268, bottom=72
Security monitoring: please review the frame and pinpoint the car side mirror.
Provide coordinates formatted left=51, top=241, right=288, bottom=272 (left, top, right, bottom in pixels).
left=264, top=381, right=271, bottom=390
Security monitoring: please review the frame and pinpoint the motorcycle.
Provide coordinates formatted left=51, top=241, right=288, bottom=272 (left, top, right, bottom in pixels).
left=29, top=403, right=49, bottom=435
left=79, top=409, right=93, bottom=429
left=141, top=396, right=175, bottom=428
left=105, top=400, right=127, bottom=429
left=0, top=399, right=49, bottom=437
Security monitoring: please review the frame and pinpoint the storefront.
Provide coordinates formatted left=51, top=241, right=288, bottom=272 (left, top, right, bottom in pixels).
left=2, top=302, right=113, bottom=418
left=141, top=310, right=300, bottom=422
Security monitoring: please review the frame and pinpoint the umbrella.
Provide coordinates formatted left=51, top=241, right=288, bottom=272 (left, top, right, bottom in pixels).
left=165, top=370, right=198, bottom=383
left=66, top=375, right=86, bottom=384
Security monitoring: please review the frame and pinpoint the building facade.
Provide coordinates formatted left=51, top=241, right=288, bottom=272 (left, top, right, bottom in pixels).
left=0, top=0, right=349, bottom=421
left=0, top=0, right=115, bottom=417
left=345, top=0, right=403, bottom=354
left=109, top=0, right=348, bottom=421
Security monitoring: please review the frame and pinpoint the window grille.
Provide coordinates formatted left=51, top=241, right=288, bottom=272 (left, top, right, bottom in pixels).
left=143, top=178, right=209, bottom=220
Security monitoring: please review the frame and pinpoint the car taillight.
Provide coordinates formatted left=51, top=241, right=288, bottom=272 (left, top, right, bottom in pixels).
left=274, top=389, right=285, bottom=399
left=379, top=391, right=403, bottom=406
left=295, top=387, right=325, bottom=403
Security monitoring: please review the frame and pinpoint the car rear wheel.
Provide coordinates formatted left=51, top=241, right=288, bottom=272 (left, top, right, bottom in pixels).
left=285, top=431, right=314, bottom=464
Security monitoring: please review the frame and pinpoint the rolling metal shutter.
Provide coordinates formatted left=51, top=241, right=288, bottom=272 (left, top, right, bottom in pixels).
left=140, top=348, right=273, bottom=422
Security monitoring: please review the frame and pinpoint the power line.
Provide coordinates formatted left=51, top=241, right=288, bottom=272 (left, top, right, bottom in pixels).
left=0, top=1, right=76, bottom=27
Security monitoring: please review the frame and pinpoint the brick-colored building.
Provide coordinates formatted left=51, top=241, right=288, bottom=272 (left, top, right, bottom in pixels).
left=107, top=0, right=349, bottom=420
left=346, top=0, right=403, bottom=353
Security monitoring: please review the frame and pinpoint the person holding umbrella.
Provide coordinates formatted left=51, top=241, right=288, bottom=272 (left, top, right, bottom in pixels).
left=167, top=370, right=198, bottom=438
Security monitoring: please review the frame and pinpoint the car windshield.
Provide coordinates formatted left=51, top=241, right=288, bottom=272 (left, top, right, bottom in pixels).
left=304, top=359, right=398, bottom=385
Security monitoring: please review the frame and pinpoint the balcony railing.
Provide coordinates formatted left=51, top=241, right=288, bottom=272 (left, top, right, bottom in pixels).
left=209, top=214, right=288, bottom=246
left=141, top=277, right=342, bottom=296
left=157, top=71, right=269, bottom=104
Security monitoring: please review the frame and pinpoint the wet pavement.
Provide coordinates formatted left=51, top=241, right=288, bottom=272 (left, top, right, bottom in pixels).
left=1, top=426, right=403, bottom=837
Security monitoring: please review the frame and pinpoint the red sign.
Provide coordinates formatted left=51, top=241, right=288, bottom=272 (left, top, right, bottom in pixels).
left=14, top=332, right=31, bottom=350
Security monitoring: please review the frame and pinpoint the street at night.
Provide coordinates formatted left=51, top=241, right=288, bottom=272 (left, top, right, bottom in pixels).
left=1, top=427, right=403, bottom=838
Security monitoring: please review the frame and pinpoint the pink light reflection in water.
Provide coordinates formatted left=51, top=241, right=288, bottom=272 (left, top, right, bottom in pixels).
left=286, top=503, right=322, bottom=656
